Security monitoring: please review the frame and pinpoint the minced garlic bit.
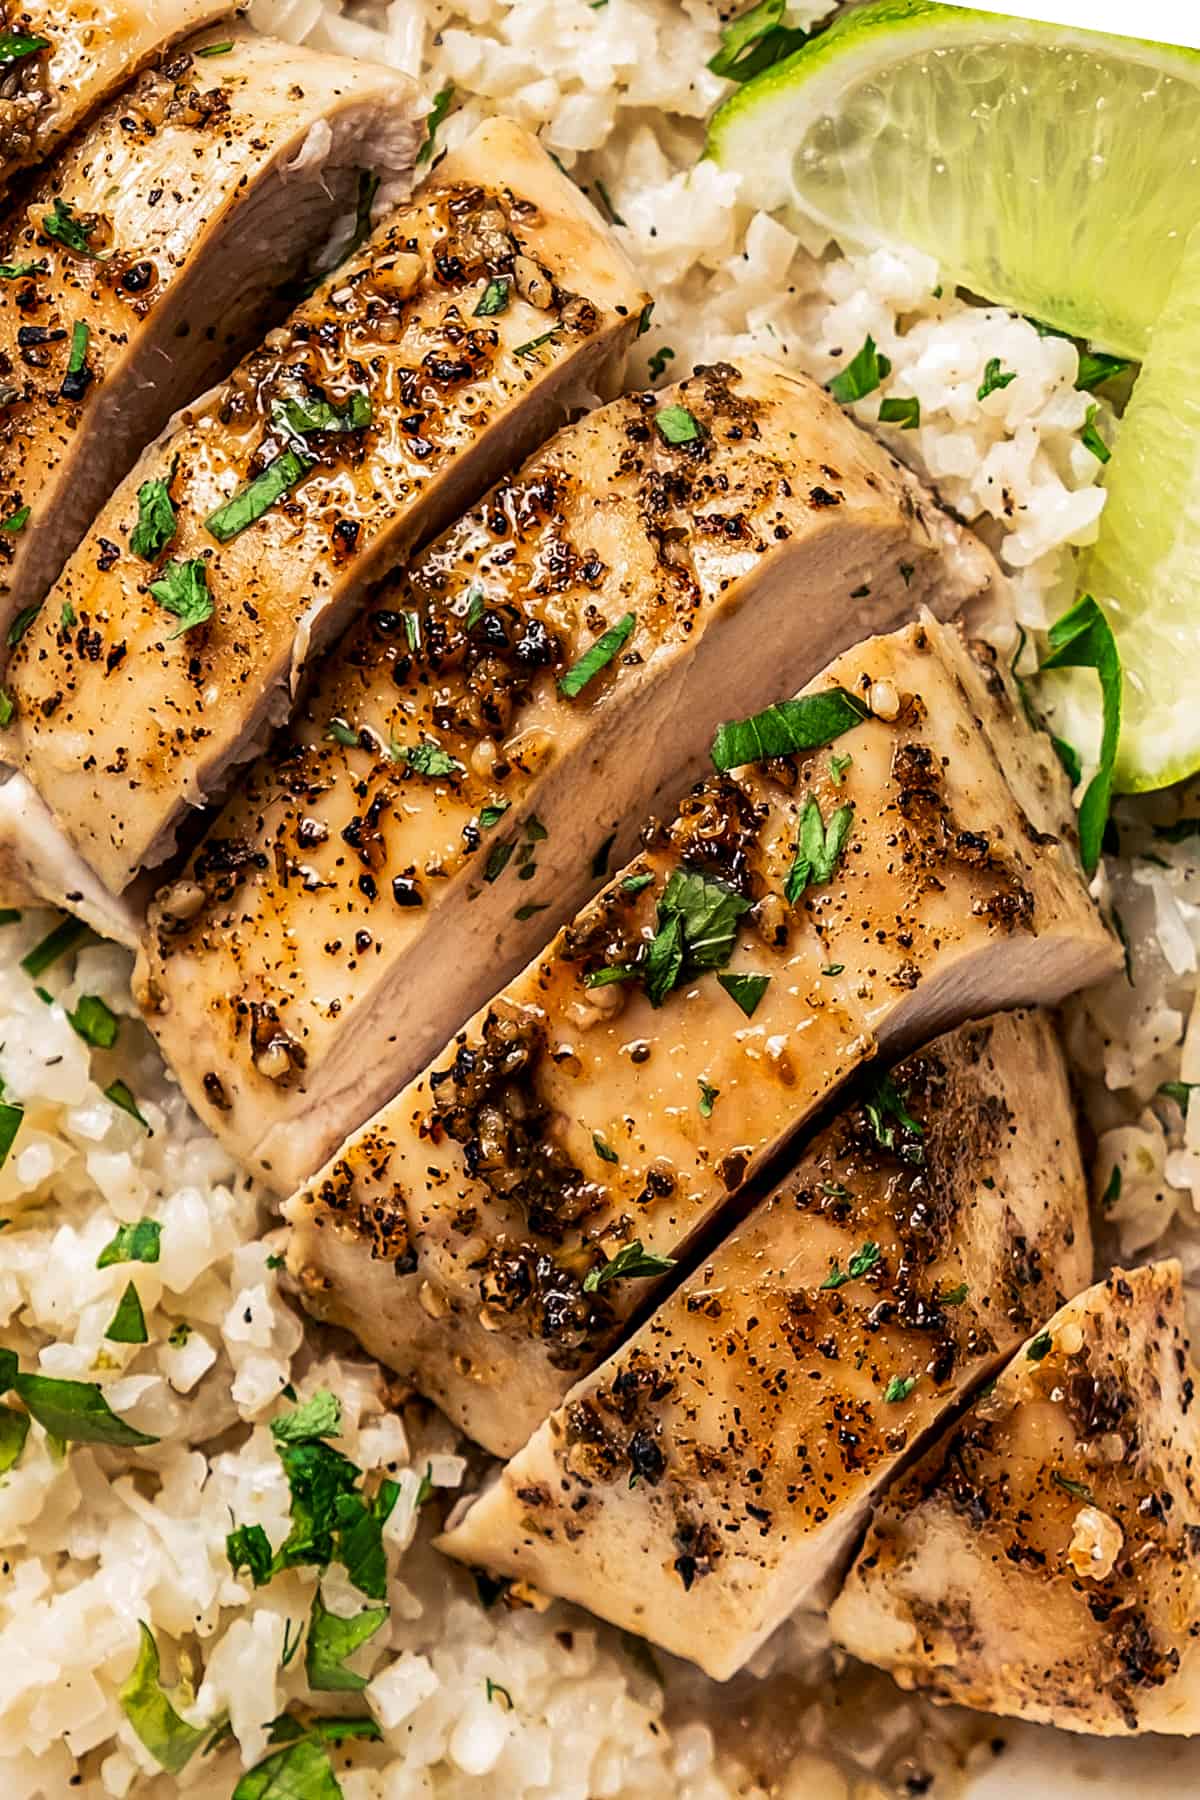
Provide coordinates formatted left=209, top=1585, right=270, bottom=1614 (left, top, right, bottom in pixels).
left=1066, top=1504, right=1123, bottom=1581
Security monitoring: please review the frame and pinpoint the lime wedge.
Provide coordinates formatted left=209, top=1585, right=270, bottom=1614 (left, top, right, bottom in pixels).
left=1074, top=225, right=1200, bottom=791
left=708, top=0, right=1200, bottom=358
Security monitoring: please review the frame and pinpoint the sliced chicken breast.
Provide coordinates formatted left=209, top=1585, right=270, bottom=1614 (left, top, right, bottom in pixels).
left=830, top=1261, right=1200, bottom=1737
left=0, top=2, right=232, bottom=192
left=438, top=1011, right=1092, bottom=1680
left=0, top=31, right=421, bottom=637
left=284, top=614, right=1120, bottom=1458
left=0, top=771, right=140, bottom=944
left=138, top=358, right=996, bottom=1196
left=7, top=118, right=648, bottom=892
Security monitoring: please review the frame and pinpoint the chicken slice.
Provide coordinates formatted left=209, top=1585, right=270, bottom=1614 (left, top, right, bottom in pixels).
left=283, top=614, right=1120, bottom=1458
left=138, top=358, right=996, bottom=1196
left=0, top=1, right=232, bottom=193
left=0, top=771, right=140, bottom=944
left=829, top=1261, right=1200, bottom=1737
left=7, top=118, right=648, bottom=893
left=437, top=1011, right=1092, bottom=1679
left=0, top=30, right=421, bottom=636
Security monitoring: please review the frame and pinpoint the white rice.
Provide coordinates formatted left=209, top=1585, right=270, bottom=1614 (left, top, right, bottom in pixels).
left=0, top=2, right=1191, bottom=1795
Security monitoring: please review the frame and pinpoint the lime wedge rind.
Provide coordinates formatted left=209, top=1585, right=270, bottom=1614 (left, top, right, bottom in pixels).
left=708, top=0, right=1200, bottom=359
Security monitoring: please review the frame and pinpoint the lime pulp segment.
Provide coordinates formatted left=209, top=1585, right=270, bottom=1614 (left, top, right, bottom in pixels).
left=708, top=0, right=1200, bottom=359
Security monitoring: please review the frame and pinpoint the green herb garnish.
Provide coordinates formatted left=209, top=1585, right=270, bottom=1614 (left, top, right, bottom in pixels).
left=306, top=1592, right=388, bottom=1693
left=829, top=336, right=891, bottom=404
left=820, top=1241, right=881, bottom=1291
left=883, top=1374, right=917, bottom=1403
left=654, top=404, right=703, bottom=446
left=118, top=1623, right=207, bottom=1774
left=582, top=1240, right=677, bottom=1293
left=559, top=612, right=635, bottom=699
left=15, top=1372, right=158, bottom=1446
left=712, top=687, right=866, bottom=771
left=6, top=604, right=39, bottom=647
left=1041, top=593, right=1121, bottom=875
left=274, top=391, right=372, bottom=438
left=148, top=560, right=213, bottom=638
left=105, top=1080, right=150, bottom=1130
left=67, top=993, right=119, bottom=1049
left=97, top=1219, right=162, bottom=1269
left=592, top=1132, right=619, bottom=1164
left=0, top=506, right=30, bottom=535
left=716, top=971, right=770, bottom=1017
left=977, top=357, right=1017, bottom=400
left=864, top=1074, right=925, bottom=1162
left=416, top=85, right=454, bottom=166
left=130, top=478, right=177, bottom=562
left=878, top=395, right=920, bottom=429
left=707, top=0, right=806, bottom=81
left=1026, top=1330, right=1053, bottom=1362
left=0, top=33, right=49, bottom=68
left=41, top=198, right=105, bottom=259
left=474, top=277, right=511, bottom=318
left=105, top=1281, right=148, bottom=1345
left=205, top=448, right=310, bottom=544
left=785, top=796, right=855, bottom=904
left=20, top=915, right=90, bottom=978
left=1080, top=403, right=1111, bottom=464
left=643, top=868, right=750, bottom=1007
left=697, top=1078, right=719, bottom=1118
left=227, top=1522, right=273, bottom=1587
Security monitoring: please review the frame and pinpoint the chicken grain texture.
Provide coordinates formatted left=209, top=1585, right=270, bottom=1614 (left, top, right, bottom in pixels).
left=140, top=358, right=996, bottom=1196
left=830, top=1262, right=1200, bottom=1736
left=0, top=1, right=232, bottom=192
left=0, top=771, right=141, bottom=944
left=438, top=1012, right=1092, bottom=1680
left=0, top=32, right=422, bottom=635
left=284, top=615, right=1121, bottom=1457
left=9, top=118, right=648, bottom=892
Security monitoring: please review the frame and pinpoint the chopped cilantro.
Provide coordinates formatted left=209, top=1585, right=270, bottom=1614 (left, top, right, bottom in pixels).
left=105, top=1281, right=148, bottom=1345
left=878, top=395, right=920, bottom=430
left=593, top=1132, right=619, bottom=1164
left=977, top=357, right=1017, bottom=400
left=67, top=993, right=119, bottom=1049
left=559, top=612, right=636, bottom=698
left=105, top=1080, right=150, bottom=1130
left=118, top=1622, right=207, bottom=1774
left=654, top=404, right=703, bottom=446
left=716, top=971, right=770, bottom=1017
left=474, top=277, right=511, bottom=318
left=1041, top=594, right=1121, bottom=874
left=582, top=1240, right=676, bottom=1293
left=1026, top=1330, right=1053, bottom=1362
left=204, top=448, right=310, bottom=544
left=15, top=1372, right=158, bottom=1446
left=712, top=687, right=866, bottom=771
left=697, top=1078, right=719, bottom=1118
left=864, top=1074, right=925, bottom=1163
left=97, top=1220, right=161, bottom=1268
left=785, top=796, right=855, bottom=904
left=20, top=915, right=91, bottom=978
left=820, top=1240, right=881, bottom=1291
left=148, top=559, right=213, bottom=638
left=1080, top=403, right=1111, bottom=464
left=828, top=336, right=891, bottom=404
left=416, top=85, right=454, bottom=166
left=306, top=1591, right=387, bottom=1692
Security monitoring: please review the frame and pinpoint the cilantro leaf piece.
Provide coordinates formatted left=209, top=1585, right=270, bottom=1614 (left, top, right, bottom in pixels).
left=0, top=1348, right=16, bottom=1391
left=878, top=395, right=920, bottom=430
left=41, top=197, right=104, bottom=259
left=697, top=1078, right=719, bottom=1118
left=0, top=1404, right=28, bottom=1473
left=0, top=31, right=49, bottom=67
left=1158, top=1080, right=1197, bottom=1113
left=60, top=319, right=91, bottom=402
left=333, top=1477, right=399, bottom=1600
left=939, top=1282, right=970, bottom=1306
left=416, top=84, right=454, bottom=167
left=820, top=1240, right=881, bottom=1290
left=1080, top=402, right=1111, bottom=464
left=479, top=801, right=509, bottom=830
left=785, top=797, right=855, bottom=905
left=196, top=39, right=234, bottom=55
left=559, top=612, right=636, bottom=699
left=305, top=1592, right=388, bottom=1693
left=716, top=971, right=770, bottom=1017
left=274, top=1439, right=361, bottom=1570
left=67, top=993, right=119, bottom=1049
left=643, top=869, right=750, bottom=1007
left=1075, top=350, right=1130, bottom=393
left=392, top=738, right=464, bottom=778
left=0, top=261, right=45, bottom=280
left=274, top=391, right=372, bottom=438
left=647, top=344, right=675, bottom=381
left=829, top=336, right=891, bottom=404
left=593, top=1132, right=619, bottom=1164
left=6, top=603, right=39, bottom=647
left=148, top=559, right=213, bottom=638
left=233, top=1735, right=343, bottom=1799
left=105, top=1079, right=150, bottom=1130
left=0, top=1101, right=23, bottom=1168
left=584, top=963, right=637, bottom=989
left=205, top=448, right=311, bottom=544
left=227, top=1522, right=274, bottom=1587
left=642, top=909, right=683, bottom=1008
left=1026, top=1330, right=1053, bottom=1362
left=119, top=1623, right=208, bottom=1774
left=97, top=1216, right=162, bottom=1274
left=582, top=1240, right=677, bottom=1293
left=513, top=327, right=561, bottom=360
left=707, top=0, right=806, bottom=81
left=105, top=1281, right=148, bottom=1344
left=593, top=179, right=625, bottom=226
left=1052, top=1470, right=1096, bottom=1503
left=977, top=357, right=1017, bottom=400
left=130, top=478, right=177, bottom=561
left=20, top=915, right=91, bottom=977
left=0, top=506, right=29, bottom=535
left=711, top=687, right=866, bottom=771
left=271, top=1389, right=342, bottom=1445
left=1041, top=593, right=1122, bottom=875
left=15, top=1372, right=158, bottom=1445
left=864, top=1074, right=925, bottom=1163
left=654, top=404, right=703, bottom=446
left=473, top=277, right=511, bottom=318
left=883, top=1374, right=917, bottom=1403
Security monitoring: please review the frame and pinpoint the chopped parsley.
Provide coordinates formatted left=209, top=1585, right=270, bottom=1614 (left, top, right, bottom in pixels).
left=559, top=612, right=636, bottom=698
left=1052, top=1470, right=1096, bottom=1503
left=392, top=738, right=464, bottom=778
left=0, top=1404, right=28, bottom=1474
left=273, top=391, right=372, bottom=438
left=130, top=478, right=177, bottom=562
left=6, top=603, right=39, bottom=647
left=716, top=970, right=770, bottom=1017
left=0, top=34, right=49, bottom=69
left=41, top=198, right=105, bottom=259
left=582, top=1240, right=677, bottom=1293
left=785, top=796, right=855, bottom=904
left=118, top=1622, right=207, bottom=1774
left=416, top=84, right=454, bottom=166
left=0, top=506, right=29, bottom=535
left=592, top=1132, right=619, bottom=1165
left=1075, top=349, right=1130, bottom=393
left=878, top=395, right=920, bottom=430
left=59, top=319, right=92, bottom=403
left=828, top=336, right=891, bottom=404
left=15, top=1371, right=158, bottom=1446
left=105, top=1281, right=148, bottom=1345
left=697, top=1078, right=719, bottom=1118
left=647, top=344, right=676, bottom=381
left=0, top=261, right=45, bottom=280
left=148, top=559, right=213, bottom=638
left=105, top=1080, right=150, bottom=1131
left=271, top=1389, right=342, bottom=1445
left=305, top=1591, right=387, bottom=1693
left=226, top=1522, right=273, bottom=1587
left=977, top=357, right=1017, bottom=400
left=67, top=993, right=119, bottom=1049
left=513, top=327, right=561, bottom=359
left=1026, top=1330, right=1053, bottom=1362
left=1041, top=593, right=1121, bottom=875
left=205, top=448, right=311, bottom=544
left=654, top=404, right=703, bottom=446
left=820, top=1241, right=881, bottom=1291
left=622, top=872, right=654, bottom=895
left=195, top=39, right=234, bottom=55
left=474, top=277, right=511, bottom=318
left=1080, top=403, right=1111, bottom=464
left=711, top=687, right=866, bottom=771
left=643, top=868, right=750, bottom=1007
left=326, top=718, right=359, bottom=750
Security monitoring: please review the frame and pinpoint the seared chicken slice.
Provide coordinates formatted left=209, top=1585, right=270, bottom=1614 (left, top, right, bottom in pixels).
left=438, top=1012, right=1092, bottom=1680
left=830, top=1261, right=1200, bottom=1737
left=0, top=31, right=421, bottom=635
left=8, top=118, right=648, bottom=892
left=139, top=358, right=995, bottom=1195
left=0, top=2, right=232, bottom=193
left=284, top=615, right=1120, bottom=1457
left=0, top=771, right=140, bottom=944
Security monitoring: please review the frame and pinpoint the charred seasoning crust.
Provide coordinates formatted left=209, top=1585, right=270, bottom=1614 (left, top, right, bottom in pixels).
left=0, top=53, right=243, bottom=532
left=872, top=1268, right=1199, bottom=1730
